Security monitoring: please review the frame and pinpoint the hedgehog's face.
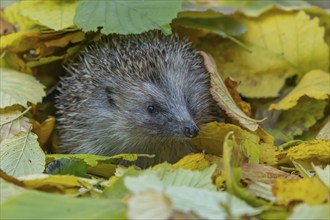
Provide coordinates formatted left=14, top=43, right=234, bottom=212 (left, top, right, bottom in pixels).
left=106, top=65, right=212, bottom=141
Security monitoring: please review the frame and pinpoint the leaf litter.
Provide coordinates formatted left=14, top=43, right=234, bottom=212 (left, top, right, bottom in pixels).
left=0, top=0, right=329, bottom=219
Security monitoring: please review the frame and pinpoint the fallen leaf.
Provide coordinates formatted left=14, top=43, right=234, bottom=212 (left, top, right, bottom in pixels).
left=202, top=11, right=329, bottom=98
left=124, top=169, right=264, bottom=220
left=127, top=190, right=173, bottom=220
left=0, top=179, right=27, bottom=204
left=273, top=177, right=329, bottom=205
left=0, top=16, right=15, bottom=35
left=270, top=70, right=330, bottom=110
left=222, top=132, right=268, bottom=207
left=0, top=190, right=126, bottom=219
left=316, top=119, right=330, bottom=140
left=276, top=97, right=327, bottom=138
left=166, top=186, right=264, bottom=219
left=18, top=174, right=103, bottom=195
left=0, top=109, right=31, bottom=143
left=74, top=0, right=183, bottom=34
left=246, top=181, right=276, bottom=203
left=242, top=164, right=298, bottom=184
left=46, top=158, right=89, bottom=178
left=200, top=52, right=265, bottom=131
left=0, top=68, right=45, bottom=108
left=259, top=143, right=279, bottom=165
left=286, top=140, right=330, bottom=162
left=192, top=122, right=261, bottom=160
left=224, top=77, right=252, bottom=116
left=47, top=153, right=153, bottom=167
left=312, top=164, right=330, bottom=188
left=0, top=131, right=45, bottom=177
left=171, top=153, right=211, bottom=170
left=2, top=2, right=38, bottom=31
left=31, top=116, right=55, bottom=147
left=19, top=0, right=78, bottom=30
left=288, top=203, right=330, bottom=220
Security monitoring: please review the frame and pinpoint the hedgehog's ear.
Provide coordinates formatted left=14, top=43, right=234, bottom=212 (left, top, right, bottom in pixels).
left=105, top=86, right=115, bottom=105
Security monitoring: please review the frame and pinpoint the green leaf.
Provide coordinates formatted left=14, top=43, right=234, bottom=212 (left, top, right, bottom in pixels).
left=125, top=173, right=264, bottom=219
left=74, top=0, right=183, bottom=34
left=1, top=190, right=126, bottom=219
left=152, top=163, right=216, bottom=190
left=166, top=186, right=264, bottom=219
left=0, top=131, right=45, bottom=177
left=125, top=164, right=216, bottom=193
left=174, top=17, right=246, bottom=37
left=45, top=158, right=89, bottom=178
left=0, top=68, right=45, bottom=108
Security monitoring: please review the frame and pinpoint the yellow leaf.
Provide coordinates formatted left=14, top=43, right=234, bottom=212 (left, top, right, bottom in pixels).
left=286, top=140, right=330, bottom=162
left=19, top=174, right=103, bottom=195
left=171, top=154, right=211, bottom=170
left=43, top=31, right=85, bottom=48
left=270, top=70, right=330, bottom=110
left=273, top=177, right=329, bottom=205
left=192, top=122, right=260, bottom=157
left=205, top=11, right=328, bottom=97
left=259, top=143, right=279, bottom=165
left=2, top=2, right=38, bottom=31
left=0, top=31, right=39, bottom=51
left=253, top=127, right=274, bottom=145
left=17, top=0, right=78, bottom=30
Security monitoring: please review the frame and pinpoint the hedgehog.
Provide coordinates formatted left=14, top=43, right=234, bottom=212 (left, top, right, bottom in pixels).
left=56, top=30, right=214, bottom=168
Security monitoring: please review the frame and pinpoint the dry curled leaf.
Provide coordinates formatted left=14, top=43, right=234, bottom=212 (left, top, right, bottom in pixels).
left=200, top=51, right=265, bottom=131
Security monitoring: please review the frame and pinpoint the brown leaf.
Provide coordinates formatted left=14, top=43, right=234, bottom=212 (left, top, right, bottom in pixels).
left=200, top=51, right=265, bottom=131
left=242, top=163, right=299, bottom=184
left=224, top=77, right=252, bottom=116
left=31, top=116, right=55, bottom=148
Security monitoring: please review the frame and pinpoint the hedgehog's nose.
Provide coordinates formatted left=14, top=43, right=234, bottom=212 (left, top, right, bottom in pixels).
left=184, top=124, right=199, bottom=138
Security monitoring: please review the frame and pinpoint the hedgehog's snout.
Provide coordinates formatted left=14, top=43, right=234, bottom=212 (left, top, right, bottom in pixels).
left=183, top=122, right=199, bottom=138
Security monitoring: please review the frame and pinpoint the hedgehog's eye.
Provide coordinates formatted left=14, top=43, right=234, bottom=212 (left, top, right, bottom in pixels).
left=147, top=105, right=157, bottom=114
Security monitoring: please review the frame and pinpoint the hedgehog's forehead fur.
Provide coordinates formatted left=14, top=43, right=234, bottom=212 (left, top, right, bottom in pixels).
left=56, top=31, right=212, bottom=166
